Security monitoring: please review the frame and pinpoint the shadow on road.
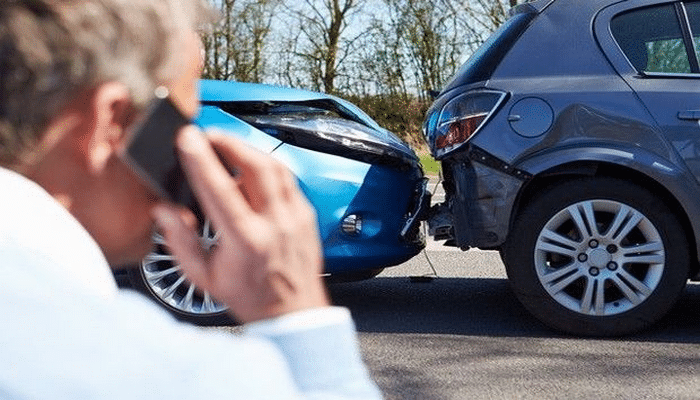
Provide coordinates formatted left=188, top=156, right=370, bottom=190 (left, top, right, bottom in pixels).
left=328, top=277, right=700, bottom=343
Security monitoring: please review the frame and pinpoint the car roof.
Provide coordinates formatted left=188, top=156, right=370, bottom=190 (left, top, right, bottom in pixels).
left=527, top=0, right=678, bottom=16
left=510, top=0, right=555, bottom=15
left=488, top=0, right=659, bottom=82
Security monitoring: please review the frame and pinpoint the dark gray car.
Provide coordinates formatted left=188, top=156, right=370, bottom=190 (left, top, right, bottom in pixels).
left=424, top=0, right=700, bottom=336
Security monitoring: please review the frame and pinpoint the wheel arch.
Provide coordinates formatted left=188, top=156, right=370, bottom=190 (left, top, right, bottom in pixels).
left=513, top=149, right=700, bottom=278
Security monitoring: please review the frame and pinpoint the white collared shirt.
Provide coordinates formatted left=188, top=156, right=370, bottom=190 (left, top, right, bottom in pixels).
left=0, top=167, right=381, bottom=399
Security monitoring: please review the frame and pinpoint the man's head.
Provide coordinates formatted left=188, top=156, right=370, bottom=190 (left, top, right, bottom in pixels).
left=0, top=0, right=212, bottom=266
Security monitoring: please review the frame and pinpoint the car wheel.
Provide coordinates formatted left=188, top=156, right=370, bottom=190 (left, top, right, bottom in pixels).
left=503, top=177, right=689, bottom=336
left=127, top=219, right=234, bottom=326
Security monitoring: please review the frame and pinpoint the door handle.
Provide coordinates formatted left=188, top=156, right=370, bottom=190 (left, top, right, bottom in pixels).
left=678, top=110, right=700, bottom=120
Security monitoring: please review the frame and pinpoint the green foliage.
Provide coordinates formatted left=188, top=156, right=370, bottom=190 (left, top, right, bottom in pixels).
left=646, top=39, right=692, bottom=73
left=419, top=153, right=441, bottom=175
left=341, top=94, right=431, bottom=151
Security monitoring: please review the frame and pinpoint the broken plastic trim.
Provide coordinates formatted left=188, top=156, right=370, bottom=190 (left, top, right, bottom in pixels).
left=467, top=146, right=532, bottom=181
left=207, top=100, right=420, bottom=170
left=400, top=177, right=431, bottom=243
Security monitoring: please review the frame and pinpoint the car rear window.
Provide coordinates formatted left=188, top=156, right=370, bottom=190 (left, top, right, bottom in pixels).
left=611, top=3, right=696, bottom=74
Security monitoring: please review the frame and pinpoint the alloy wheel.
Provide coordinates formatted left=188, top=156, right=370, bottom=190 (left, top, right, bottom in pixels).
left=534, top=199, right=664, bottom=316
left=140, top=219, right=228, bottom=316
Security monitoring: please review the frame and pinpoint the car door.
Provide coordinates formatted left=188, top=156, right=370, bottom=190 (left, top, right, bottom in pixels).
left=601, top=1, right=700, bottom=180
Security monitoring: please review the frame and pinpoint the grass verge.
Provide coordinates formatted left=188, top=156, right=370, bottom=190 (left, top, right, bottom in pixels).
left=419, top=153, right=441, bottom=176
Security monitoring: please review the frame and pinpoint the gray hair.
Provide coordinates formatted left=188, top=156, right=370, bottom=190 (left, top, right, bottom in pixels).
left=0, top=0, right=213, bottom=166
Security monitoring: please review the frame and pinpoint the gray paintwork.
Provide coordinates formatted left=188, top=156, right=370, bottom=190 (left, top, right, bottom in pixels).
left=426, top=0, right=700, bottom=273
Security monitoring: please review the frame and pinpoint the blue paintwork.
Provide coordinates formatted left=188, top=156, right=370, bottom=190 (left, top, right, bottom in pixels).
left=196, top=106, right=282, bottom=154
left=200, top=79, right=414, bottom=161
left=200, top=80, right=385, bottom=129
left=200, top=79, right=330, bottom=103
left=273, top=145, right=421, bottom=272
left=196, top=81, right=424, bottom=274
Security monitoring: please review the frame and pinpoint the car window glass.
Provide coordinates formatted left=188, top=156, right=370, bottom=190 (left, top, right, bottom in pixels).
left=685, top=2, right=700, bottom=66
left=611, top=4, right=691, bottom=74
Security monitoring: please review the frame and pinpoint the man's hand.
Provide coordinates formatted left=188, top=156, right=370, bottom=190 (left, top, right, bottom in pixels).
left=152, top=127, right=330, bottom=323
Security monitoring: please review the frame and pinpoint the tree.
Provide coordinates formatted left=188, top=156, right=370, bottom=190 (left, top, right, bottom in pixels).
left=201, top=0, right=236, bottom=80
left=353, top=11, right=409, bottom=97
left=202, top=0, right=280, bottom=82
left=381, top=0, right=467, bottom=100
left=286, top=0, right=367, bottom=94
left=455, top=0, right=525, bottom=52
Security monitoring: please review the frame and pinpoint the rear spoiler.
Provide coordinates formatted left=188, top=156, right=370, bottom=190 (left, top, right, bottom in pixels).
left=509, top=0, right=554, bottom=17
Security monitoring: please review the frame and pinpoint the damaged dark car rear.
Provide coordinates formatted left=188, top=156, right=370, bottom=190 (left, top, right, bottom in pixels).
left=425, top=0, right=700, bottom=336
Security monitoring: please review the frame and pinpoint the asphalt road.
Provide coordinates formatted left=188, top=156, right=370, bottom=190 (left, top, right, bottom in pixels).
left=213, top=177, right=700, bottom=399
left=326, top=246, right=700, bottom=400
left=328, top=180, right=700, bottom=399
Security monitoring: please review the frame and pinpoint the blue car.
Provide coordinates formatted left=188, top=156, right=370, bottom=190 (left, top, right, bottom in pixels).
left=126, top=80, right=429, bottom=324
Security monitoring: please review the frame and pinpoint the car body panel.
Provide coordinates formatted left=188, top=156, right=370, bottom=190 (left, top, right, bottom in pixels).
left=595, top=1, right=700, bottom=179
left=200, top=80, right=415, bottom=165
left=425, top=0, right=700, bottom=265
left=201, top=79, right=388, bottom=135
left=196, top=81, right=426, bottom=275
left=196, top=106, right=282, bottom=154
left=201, top=80, right=332, bottom=103
left=272, top=145, right=425, bottom=271
left=473, top=76, right=662, bottom=164
left=516, top=144, right=700, bottom=233
left=493, top=0, right=622, bottom=79
left=437, top=155, right=522, bottom=248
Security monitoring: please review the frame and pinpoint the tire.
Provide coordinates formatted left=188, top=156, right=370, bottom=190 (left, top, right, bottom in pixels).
left=503, top=177, right=689, bottom=336
left=127, top=219, right=235, bottom=326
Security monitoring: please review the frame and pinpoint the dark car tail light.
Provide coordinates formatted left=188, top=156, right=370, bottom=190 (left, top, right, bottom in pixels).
left=430, top=90, right=506, bottom=158
left=435, top=112, right=488, bottom=150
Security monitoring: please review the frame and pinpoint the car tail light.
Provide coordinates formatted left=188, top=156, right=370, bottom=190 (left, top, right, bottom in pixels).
left=435, top=112, right=488, bottom=150
left=432, top=90, right=506, bottom=158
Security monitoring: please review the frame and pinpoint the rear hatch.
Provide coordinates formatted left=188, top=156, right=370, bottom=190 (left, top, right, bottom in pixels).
left=424, top=3, right=543, bottom=158
left=438, top=2, right=544, bottom=95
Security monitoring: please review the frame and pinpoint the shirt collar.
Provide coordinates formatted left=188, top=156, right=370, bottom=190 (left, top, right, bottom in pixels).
left=0, top=167, right=118, bottom=297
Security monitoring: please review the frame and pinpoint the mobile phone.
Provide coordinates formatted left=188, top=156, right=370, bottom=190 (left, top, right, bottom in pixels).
left=119, top=90, right=196, bottom=207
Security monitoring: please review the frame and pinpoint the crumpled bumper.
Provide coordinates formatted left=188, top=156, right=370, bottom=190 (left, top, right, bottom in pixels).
left=400, top=177, right=431, bottom=244
left=428, top=146, right=529, bottom=249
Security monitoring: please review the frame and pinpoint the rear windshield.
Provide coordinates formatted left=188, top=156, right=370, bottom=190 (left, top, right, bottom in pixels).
left=441, top=12, right=536, bottom=94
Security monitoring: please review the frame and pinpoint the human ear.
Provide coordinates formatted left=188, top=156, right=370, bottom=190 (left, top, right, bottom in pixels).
left=83, top=82, right=134, bottom=175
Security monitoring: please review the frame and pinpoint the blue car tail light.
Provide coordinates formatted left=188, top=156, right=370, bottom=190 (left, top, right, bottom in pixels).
left=427, top=90, right=507, bottom=159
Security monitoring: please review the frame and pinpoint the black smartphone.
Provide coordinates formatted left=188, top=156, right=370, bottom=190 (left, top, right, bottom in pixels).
left=119, top=91, right=196, bottom=207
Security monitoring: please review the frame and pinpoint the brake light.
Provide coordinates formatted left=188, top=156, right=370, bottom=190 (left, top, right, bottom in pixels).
left=435, top=113, right=487, bottom=150
left=431, top=90, right=506, bottom=158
